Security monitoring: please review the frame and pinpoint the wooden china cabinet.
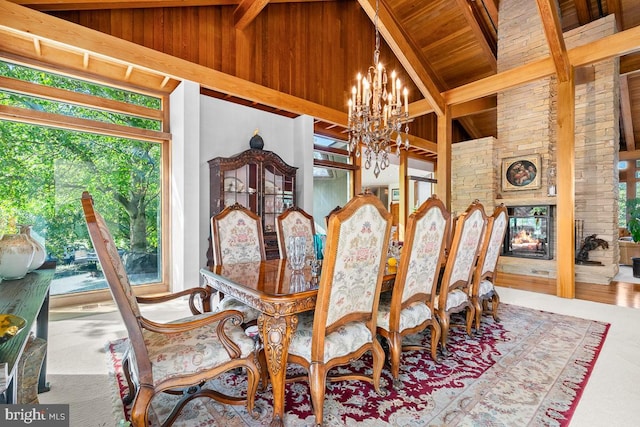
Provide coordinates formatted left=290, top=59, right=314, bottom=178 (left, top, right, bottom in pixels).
left=207, top=148, right=297, bottom=265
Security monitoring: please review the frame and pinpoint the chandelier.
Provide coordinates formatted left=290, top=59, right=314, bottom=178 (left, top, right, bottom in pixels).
left=347, top=0, right=411, bottom=178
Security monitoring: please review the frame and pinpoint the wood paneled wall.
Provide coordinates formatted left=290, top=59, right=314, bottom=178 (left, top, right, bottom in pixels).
left=50, top=3, right=446, bottom=140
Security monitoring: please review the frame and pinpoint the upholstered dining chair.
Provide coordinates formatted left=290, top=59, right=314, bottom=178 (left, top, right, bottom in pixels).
left=471, top=203, right=508, bottom=331
left=276, top=206, right=316, bottom=259
left=210, top=203, right=264, bottom=323
left=436, top=199, right=487, bottom=354
left=81, top=192, right=260, bottom=427
left=211, top=202, right=266, bottom=265
left=286, top=193, right=392, bottom=426
left=377, top=195, right=450, bottom=384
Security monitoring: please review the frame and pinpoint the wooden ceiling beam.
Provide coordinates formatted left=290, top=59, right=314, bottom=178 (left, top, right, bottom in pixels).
left=454, top=0, right=497, bottom=71
left=621, top=52, right=640, bottom=76
left=450, top=96, right=496, bottom=118
left=568, top=24, right=640, bottom=65
left=446, top=24, right=640, bottom=105
left=620, top=150, right=640, bottom=161
left=234, top=0, right=269, bottom=31
left=606, top=0, right=623, bottom=31
left=620, top=75, right=636, bottom=152
left=482, top=0, right=498, bottom=27
left=357, top=0, right=445, bottom=117
left=405, top=134, right=437, bottom=154
left=574, top=0, right=592, bottom=26
left=456, top=116, right=483, bottom=140
left=8, top=0, right=331, bottom=12
left=407, top=98, right=434, bottom=119
left=535, top=0, right=571, bottom=82
left=445, top=57, right=556, bottom=105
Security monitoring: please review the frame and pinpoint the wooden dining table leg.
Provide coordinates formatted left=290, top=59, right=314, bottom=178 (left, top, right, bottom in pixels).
left=257, top=312, right=299, bottom=427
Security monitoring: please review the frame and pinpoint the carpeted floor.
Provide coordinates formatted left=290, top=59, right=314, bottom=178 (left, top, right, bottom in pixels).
left=107, top=304, right=608, bottom=426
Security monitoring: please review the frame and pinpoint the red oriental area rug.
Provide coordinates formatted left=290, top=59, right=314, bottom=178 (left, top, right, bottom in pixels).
left=106, top=303, right=609, bottom=426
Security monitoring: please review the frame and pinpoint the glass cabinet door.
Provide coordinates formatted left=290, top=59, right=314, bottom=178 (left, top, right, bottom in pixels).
left=222, top=163, right=258, bottom=212
left=263, top=164, right=294, bottom=233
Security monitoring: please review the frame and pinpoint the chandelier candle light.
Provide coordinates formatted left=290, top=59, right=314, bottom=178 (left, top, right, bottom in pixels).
left=347, top=0, right=411, bottom=178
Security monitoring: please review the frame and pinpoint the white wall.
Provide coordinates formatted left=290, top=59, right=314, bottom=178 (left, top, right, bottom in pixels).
left=293, top=115, right=314, bottom=211
left=169, top=81, right=201, bottom=291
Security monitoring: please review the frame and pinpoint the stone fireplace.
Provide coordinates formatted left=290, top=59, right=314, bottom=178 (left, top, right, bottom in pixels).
left=450, top=0, right=619, bottom=284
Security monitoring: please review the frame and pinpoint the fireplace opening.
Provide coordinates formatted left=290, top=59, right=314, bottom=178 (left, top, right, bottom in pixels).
left=502, top=205, right=554, bottom=260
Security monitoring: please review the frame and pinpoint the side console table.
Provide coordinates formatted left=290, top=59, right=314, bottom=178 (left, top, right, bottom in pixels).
left=0, top=266, right=53, bottom=404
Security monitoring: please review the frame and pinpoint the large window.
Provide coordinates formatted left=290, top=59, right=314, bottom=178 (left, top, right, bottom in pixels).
left=0, top=60, right=167, bottom=297
left=313, top=135, right=355, bottom=233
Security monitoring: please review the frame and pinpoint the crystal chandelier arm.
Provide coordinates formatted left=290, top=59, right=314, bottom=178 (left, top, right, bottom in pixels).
left=346, top=0, right=410, bottom=178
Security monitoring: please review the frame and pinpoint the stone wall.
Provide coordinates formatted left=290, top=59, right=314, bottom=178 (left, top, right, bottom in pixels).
left=451, top=0, right=619, bottom=284
left=451, top=136, right=497, bottom=215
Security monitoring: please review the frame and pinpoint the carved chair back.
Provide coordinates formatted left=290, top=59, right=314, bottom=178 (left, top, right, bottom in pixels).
left=211, top=203, right=266, bottom=265
left=313, top=193, right=391, bottom=357
left=276, top=206, right=316, bottom=259
left=396, top=195, right=451, bottom=307
left=437, top=200, right=487, bottom=350
left=376, top=195, right=450, bottom=375
left=474, top=204, right=508, bottom=288
left=471, top=204, right=508, bottom=329
left=81, top=192, right=152, bottom=383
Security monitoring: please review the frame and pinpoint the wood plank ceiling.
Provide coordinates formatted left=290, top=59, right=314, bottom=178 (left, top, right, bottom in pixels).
left=1, top=0, right=640, bottom=158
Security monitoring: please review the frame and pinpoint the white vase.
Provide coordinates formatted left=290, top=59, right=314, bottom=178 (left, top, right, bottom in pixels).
left=0, top=233, right=35, bottom=280
left=20, top=225, right=46, bottom=272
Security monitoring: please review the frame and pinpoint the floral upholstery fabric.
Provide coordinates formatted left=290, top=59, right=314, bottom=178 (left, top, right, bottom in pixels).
left=448, top=209, right=485, bottom=286
left=445, top=289, right=469, bottom=310
left=376, top=292, right=432, bottom=332
left=288, top=312, right=373, bottom=363
left=401, top=207, right=447, bottom=303
left=215, top=210, right=262, bottom=264
left=142, top=312, right=255, bottom=386
left=325, top=204, right=388, bottom=327
left=278, top=211, right=315, bottom=258
left=478, top=279, right=494, bottom=298
left=94, top=210, right=141, bottom=317
left=480, top=211, right=507, bottom=275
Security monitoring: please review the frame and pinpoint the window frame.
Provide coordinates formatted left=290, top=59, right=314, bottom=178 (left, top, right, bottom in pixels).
left=0, top=59, right=171, bottom=306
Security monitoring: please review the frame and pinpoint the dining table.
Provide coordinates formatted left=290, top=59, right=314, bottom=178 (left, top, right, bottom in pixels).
left=200, top=258, right=396, bottom=427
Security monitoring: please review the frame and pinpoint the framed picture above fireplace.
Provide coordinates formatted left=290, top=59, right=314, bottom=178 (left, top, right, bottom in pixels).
left=501, top=154, right=541, bottom=191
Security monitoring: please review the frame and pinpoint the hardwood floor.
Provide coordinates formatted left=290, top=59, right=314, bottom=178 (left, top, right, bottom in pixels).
left=496, top=272, right=640, bottom=309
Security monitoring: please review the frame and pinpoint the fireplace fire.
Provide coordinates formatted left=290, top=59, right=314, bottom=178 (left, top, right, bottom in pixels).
left=502, top=205, right=553, bottom=260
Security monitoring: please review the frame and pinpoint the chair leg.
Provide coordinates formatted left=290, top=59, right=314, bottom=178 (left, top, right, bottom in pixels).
left=255, top=348, right=269, bottom=392
left=387, top=332, right=402, bottom=384
left=245, top=360, right=261, bottom=419
left=371, top=339, right=386, bottom=396
left=472, top=296, right=483, bottom=331
left=308, top=362, right=327, bottom=427
left=438, top=311, right=450, bottom=355
left=491, top=292, right=501, bottom=322
left=465, top=306, right=475, bottom=336
left=429, top=321, right=441, bottom=363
